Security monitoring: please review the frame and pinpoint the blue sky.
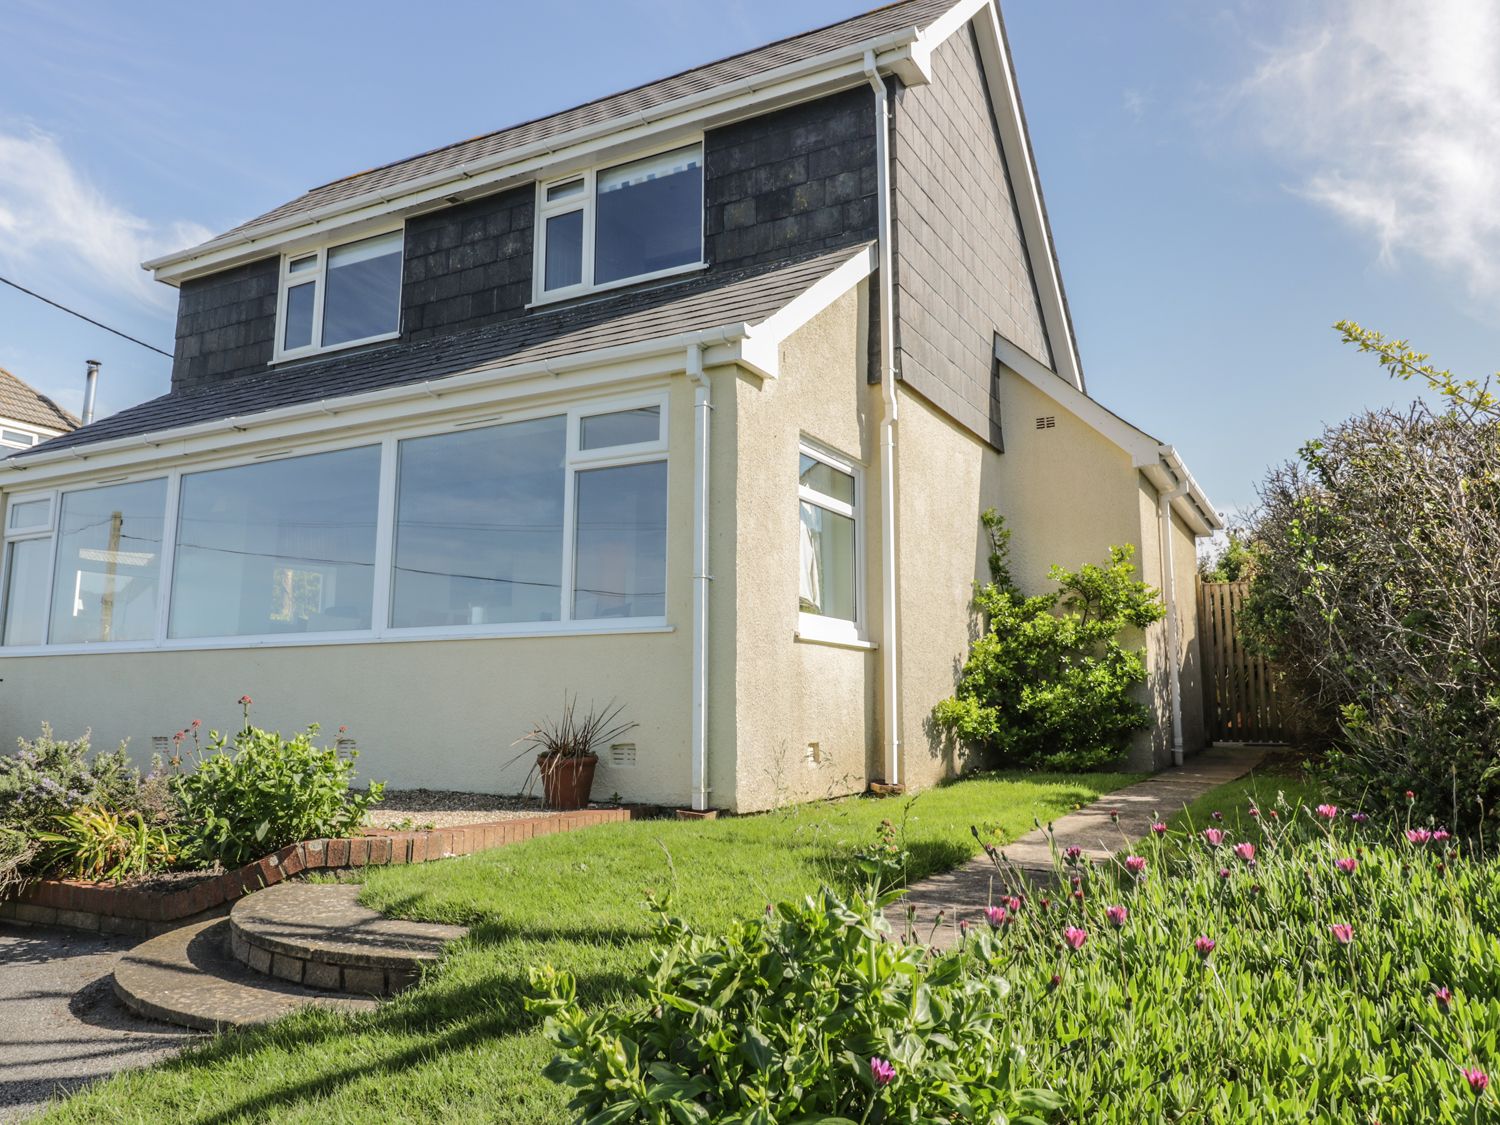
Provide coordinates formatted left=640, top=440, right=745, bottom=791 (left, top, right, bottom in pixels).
left=0, top=0, right=1494, bottom=515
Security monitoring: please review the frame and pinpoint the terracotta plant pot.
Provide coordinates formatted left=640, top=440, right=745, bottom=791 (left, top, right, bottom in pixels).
left=538, top=752, right=598, bottom=811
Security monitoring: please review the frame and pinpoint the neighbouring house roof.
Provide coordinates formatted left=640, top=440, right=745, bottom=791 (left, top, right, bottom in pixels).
left=15, top=244, right=870, bottom=460
left=144, top=0, right=959, bottom=279
left=0, top=367, right=78, bottom=433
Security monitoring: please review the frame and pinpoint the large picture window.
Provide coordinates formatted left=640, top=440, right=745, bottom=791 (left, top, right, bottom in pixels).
left=797, top=442, right=861, bottom=641
left=276, top=229, right=404, bottom=360
left=169, top=447, right=381, bottom=639
left=535, top=144, right=703, bottom=301
left=0, top=395, right=671, bottom=652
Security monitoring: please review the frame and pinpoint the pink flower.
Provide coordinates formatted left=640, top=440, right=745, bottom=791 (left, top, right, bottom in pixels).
left=1406, top=828, right=1433, bottom=845
left=1350, top=811, right=1369, bottom=824
left=1211, top=810, right=1223, bottom=822
left=1105, top=905, right=1128, bottom=928
left=1248, top=806, right=1260, bottom=818
left=984, top=905, right=1010, bottom=928
left=1150, top=822, right=1168, bottom=835
left=1463, top=1067, right=1489, bottom=1096
left=190, top=718, right=202, bottom=729
left=1268, top=809, right=1281, bottom=820
left=1124, top=855, right=1147, bottom=875
left=1435, top=987, right=1453, bottom=1010
left=1405, top=790, right=1416, bottom=801
left=1329, top=923, right=1354, bottom=945
left=1202, top=828, right=1225, bottom=846
left=1005, top=895, right=1024, bottom=912
left=1233, top=842, right=1256, bottom=864
left=1064, top=845, right=1083, bottom=863
left=1194, top=935, right=1216, bottom=957
left=1434, top=829, right=1451, bottom=842
left=238, top=694, right=253, bottom=706
left=1109, top=808, right=1120, bottom=824
left=173, top=730, right=186, bottom=744
left=1218, top=867, right=1232, bottom=879
left=870, top=1057, right=895, bottom=1087
left=1063, top=926, right=1088, bottom=951
left=1335, top=857, right=1358, bottom=874
left=1315, top=804, right=1339, bottom=820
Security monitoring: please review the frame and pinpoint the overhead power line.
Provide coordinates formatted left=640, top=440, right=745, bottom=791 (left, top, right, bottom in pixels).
left=0, top=274, right=173, bottom=359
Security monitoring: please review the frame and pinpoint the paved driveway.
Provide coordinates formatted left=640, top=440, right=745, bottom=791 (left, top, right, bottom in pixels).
left=0, top=923, right=197, bottom=1123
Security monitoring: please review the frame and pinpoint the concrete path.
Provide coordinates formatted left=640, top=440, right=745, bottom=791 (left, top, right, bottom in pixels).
left=902, top=747, right=1267, bottom=949
left=0, top=923, right=197, bottom=1123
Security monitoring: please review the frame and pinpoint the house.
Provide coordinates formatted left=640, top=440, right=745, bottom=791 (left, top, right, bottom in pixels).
left=0, top=366, right=76, bottom=452
left=0, top=0, right=1221, bottom=812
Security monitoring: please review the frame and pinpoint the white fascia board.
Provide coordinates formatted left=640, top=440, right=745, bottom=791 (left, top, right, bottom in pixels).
left=907, top=0, right=991, bottom=78
left=0, top=325, right=754, bottom=490
left=970, top=4, right=1084, bottom=393
left=738, top=245, right=876, bottom=377
left=994, top=335, right=1221, bottom=536
left=145, top=34, right=930, bottom=285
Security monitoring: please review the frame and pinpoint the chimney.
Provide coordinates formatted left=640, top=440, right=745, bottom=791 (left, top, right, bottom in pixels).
left=82, top=359, right=100, bottom=426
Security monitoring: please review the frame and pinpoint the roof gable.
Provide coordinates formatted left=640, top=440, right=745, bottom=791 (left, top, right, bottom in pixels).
left=0, top=367, right=78, bottom=433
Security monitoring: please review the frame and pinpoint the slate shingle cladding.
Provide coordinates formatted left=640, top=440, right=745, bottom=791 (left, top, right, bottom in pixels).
left=170, top=258, right=279, bottom=393
left=889, top=23, right=1052, bottom=447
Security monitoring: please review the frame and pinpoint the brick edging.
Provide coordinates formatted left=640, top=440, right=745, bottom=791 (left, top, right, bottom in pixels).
left=2, top=805, right=651, bottom=937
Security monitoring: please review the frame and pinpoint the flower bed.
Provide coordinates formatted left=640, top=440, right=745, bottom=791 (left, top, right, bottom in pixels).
left=537, top=788, right=1500, bottom=1122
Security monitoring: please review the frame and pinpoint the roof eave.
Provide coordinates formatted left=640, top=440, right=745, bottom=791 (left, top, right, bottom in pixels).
left=143, top=31, right=931, bottom=287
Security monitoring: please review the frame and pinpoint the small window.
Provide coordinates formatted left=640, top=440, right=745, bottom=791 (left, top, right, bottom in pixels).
left=0, top=429, right=37, bottom=448
left=798, top=444, right=861, bottom=637
left=275, top=229, right=404, bottom=360
left=7, top=497, right=50, bottom=532
left=579, top=406, right=661, bottom=451
left=535, top=144, right=703, bottom=301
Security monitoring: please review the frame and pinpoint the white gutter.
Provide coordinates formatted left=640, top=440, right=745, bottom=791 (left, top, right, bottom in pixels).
left=1157, top=474, right=1189, bottom=767
left=864, top=50, right=902, bottom=789
left=686, top=343, right=713, bottom=811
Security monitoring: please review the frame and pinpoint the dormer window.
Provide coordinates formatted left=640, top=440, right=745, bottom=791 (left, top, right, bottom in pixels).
left=534, top=143, right=704, bottom=304
left=275, top=229, right=404, bottom=361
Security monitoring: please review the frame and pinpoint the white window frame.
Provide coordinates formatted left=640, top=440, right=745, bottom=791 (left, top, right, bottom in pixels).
left=273, top=226, right=405, bottom=363
left=0, top=391, right=671, bottom=655
left=795, top=439, right=865, bottom=646
left=0, top=490, right=56, bottom=647
left=0, top=428, right=39, bottom=449
left=531, top=140, right=707, bottom=307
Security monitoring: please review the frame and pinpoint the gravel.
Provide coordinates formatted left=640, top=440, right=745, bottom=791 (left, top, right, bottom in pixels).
left=363, top=788, right=555, bottom=829
left=0, top=923, right=198, bottom=1123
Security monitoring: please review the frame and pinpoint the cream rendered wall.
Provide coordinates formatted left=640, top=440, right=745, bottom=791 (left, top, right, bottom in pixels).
left=728, top=285, right=878, bottom=812
left=0, top=378, right=704, bottom=806
left=897, top=370, right=1149, bottom=788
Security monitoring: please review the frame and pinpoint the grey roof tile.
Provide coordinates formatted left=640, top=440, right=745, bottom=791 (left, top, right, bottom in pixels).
left=18, top=244, right=868, bottom=458
left=0, top=367, right=78, bottom=432
left=203, top=0, right=956, bottom=247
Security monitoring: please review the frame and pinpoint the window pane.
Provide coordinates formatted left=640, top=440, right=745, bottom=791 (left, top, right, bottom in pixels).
left=284, top=281, right=315, bottom=351
left=546, top=178, right=584, bottom=202
left=322, top=232, right=402, bottom=346
left=289, top=254, right=318, bottom=273
left=574, top=461, right=667, bottom=619
left=595, top=146, right=702, bottom=284
left=3, top=538, right=51, bottom=646
left=799, top=454, right=854, bottom=505
left=50, top=479, right=166, bottom=644
left=392, top=416, right=566, bottom=628
left=8, top=498, right=49, bottom=530
left=544, top=211, right=584, bottom=290
left=580, top=406, right=660, bottom=450
left=2, top=429, right=36, bottom=447
left=169, top=447, right=380, bottom=639
left=799, top=502, right=855, bottom=621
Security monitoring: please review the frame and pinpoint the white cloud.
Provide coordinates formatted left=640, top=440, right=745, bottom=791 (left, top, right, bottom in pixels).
left=0, top=126, right=209, bottom=311
left=1240, top=0, right=1500, bottom=298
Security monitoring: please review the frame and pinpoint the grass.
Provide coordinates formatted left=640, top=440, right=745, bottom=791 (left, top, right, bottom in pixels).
left=39, top=768, right=1139, bottom=1124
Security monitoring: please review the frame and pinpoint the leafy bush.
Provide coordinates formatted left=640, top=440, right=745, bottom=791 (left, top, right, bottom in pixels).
left=1243, top=328, right=1500, bottom=826
left=172, top=698, right=383, bottom=867
left=932, top=511, right=1164, bottom=771
left=36, top=806, right=177, bottom=882
left=0, top=725, right=139, bottom=837
left=529, top=888, right=1059, bottom=1124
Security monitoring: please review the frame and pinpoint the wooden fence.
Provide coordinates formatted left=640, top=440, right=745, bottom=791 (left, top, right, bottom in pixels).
left=1197, top=579, right=1288, bottom=744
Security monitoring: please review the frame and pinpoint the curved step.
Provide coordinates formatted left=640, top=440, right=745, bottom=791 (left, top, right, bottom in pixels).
left=114, top=918, right=378, bottom=1031
left=230, top=883, right=467, bottom=996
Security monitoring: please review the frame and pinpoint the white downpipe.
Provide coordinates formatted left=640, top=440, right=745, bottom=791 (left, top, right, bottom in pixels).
left=1158, top=479, right=1188, bottom=767
left=687, top=343, right=713, bottom=810
left=864, top=50, right=901, bottom=787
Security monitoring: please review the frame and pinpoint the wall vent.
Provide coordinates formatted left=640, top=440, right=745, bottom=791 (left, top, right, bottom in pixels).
left=1035, top=415, right=1056, bottom=430
left=151, top=735, right=170, bottom=756
left=609, top=742, right=637, bottom=768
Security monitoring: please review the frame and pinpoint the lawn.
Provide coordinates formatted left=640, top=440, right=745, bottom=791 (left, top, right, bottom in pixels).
left=38, top=769, right=1138, bottom=1124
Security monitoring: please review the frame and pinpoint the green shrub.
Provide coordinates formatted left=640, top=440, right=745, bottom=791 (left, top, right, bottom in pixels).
left=172, top=699, right=383, bottom=867
left=0, top=724, right=138, bottom=836
left=35, top=806, right=177, bottom=882
left=1243, top=331, right=1500, bottom=826
left=528, top=888, right=1059, bottom=1124
left=932, top=511, right=1164, bottom=771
